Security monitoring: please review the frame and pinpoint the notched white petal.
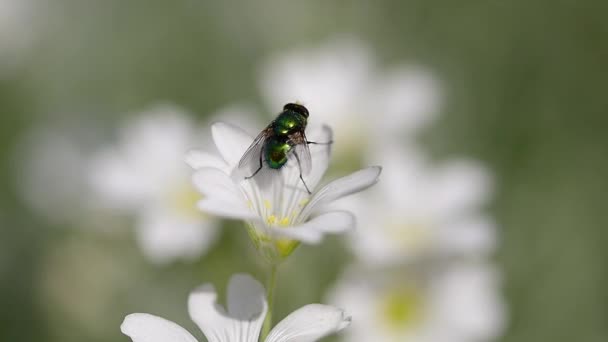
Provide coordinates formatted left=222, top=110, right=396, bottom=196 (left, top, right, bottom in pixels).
left=197, top=198, right=258, bottom=221
left=192, top=167, right=257, bottom=220
left=185, top=150, right=227, bottom=170
left=266, top=304, right=351, bottom=342
left=187, top=275, right=268, bottom=342
left=269, top=226, right=324, bottom=244
left=121, top=313, right=199, bottom=342
left=211, top=122, right=254, bottom=167
left=188, top=284, right=232, bottom=342
left=192, top=167, right=241, bottom=200
left=303, top=124, right=333, bottom=190
left=226, top=274, right=268, bottom=342
left=300, top=166, right=382, bottom=219
left=226, top=273, right=267, bottom=320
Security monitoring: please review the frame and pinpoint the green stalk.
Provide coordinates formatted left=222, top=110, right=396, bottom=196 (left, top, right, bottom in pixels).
left=260, top=263, right=278, bottom=341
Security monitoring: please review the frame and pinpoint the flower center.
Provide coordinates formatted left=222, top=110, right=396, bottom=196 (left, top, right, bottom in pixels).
left=265, top=213, right=300, bottom=258
left=378, top=286, right=424, bottom=331
left=386, top=219, right=434, bottom=255
left=167, top=181, right=203, bottom=218
left=266, top=214, right=291, bottom=227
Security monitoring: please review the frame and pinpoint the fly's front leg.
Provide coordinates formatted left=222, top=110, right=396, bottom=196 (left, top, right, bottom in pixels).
left=293, top=151, right=312, bottom=194
left=306, top=140, right=334, bottom=145
left=245, top=152, right=263, bottom=179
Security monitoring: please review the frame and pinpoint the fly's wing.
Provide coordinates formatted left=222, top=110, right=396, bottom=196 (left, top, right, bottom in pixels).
left=291, top=131, right=312, bottom=176
left=237, top=127, right=270, bottom=174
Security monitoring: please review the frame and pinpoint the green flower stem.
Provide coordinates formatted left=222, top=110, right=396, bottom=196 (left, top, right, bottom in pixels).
left=260, top=263, right=278, bottom=341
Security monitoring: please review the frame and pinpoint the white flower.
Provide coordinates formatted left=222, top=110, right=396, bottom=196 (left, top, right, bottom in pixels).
left=121, top=273, right=351, bottom=342
left=13, top=117, right=104, bottom=226
left=0, top=0, right=40, bottom=76
left=259, top=36, right=441, bottom=158
left=345, top=146, right=496, bottom=266
left=327, top=263, right=505, bottom=342
left=189, top=122, right=381, bottom=261
left=89, top=105, right=220, bottom=264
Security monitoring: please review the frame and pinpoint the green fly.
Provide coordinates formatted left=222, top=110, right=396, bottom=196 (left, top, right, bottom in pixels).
left=238, top=103, right=332, bottom=194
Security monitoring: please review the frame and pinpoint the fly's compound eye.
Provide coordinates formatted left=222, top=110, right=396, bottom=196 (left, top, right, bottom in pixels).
left=283, top=103, right=309, bottom=118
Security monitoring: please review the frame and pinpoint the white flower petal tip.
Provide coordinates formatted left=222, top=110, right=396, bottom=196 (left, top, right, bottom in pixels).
left=266, top=304, right=351, bottom=342
left=210, top=122, right=254, bottom=166
left=121, top=313, right=199, bottom=342
left=184, top=150, right=226, bottom=170
left=197, top=198, right=259, bottom=221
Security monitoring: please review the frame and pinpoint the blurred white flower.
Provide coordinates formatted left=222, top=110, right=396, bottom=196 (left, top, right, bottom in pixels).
left=345, top=146, right=496, bottom=266
left=0, top=0, right=40, bottom=76
left=189, top=122, right=381, bottom=262
left=89, top=105, right=220, bottom=264
left=14, top=118, right=104, bottom=226
left=121, top=273, right=351, bottom=342
left=259, top=36, right=441, bottom=158
left=328, top=263, right=505, bottom=342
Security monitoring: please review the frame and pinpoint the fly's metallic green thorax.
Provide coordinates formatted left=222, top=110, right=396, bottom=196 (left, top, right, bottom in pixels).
left=264, top=136, right=291, bottom=169
left=272, top=110, right=308, bottom=136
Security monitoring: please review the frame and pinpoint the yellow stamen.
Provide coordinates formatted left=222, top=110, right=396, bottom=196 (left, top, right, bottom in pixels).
left=263, top=199, right=272, bottom=209
left=378, top=286, right=423, bottom=331
left=298, top=198, right=310, bottom=207
left=267, top=215, right=277, bottom=225
left=168, top=182, right=202, bottom=218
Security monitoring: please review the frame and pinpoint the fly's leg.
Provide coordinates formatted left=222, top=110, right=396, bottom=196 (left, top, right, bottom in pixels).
left=245, top=152, right=263, bottom=179
left=293, top=151, right=312, bottom=194
left=306, top=140, right=334, bottom=145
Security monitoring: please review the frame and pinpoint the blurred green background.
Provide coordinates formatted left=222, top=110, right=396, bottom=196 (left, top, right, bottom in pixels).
left=1, top=0, right=607, bottom=341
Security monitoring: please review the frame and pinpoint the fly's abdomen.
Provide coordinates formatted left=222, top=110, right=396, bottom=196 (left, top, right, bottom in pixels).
left=264, top=137, right=291, bottom=169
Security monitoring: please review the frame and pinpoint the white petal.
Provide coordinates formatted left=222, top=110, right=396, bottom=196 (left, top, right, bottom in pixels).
left=265, top=304, right=351, bottom=342
left=188, top=284, right=232, bottom=342
left=226, top=274, right=268, bottom=342
left=303, top=125, right=332, bottom=190
left=121, top=313, right=198, bottom=342
left=430, top=263, right=506, bottom=341
left=185, top=150, right=228, bottom=171
left=438, top=216, right=497, bottom=256
left=211, top=122, right=254, bottom=167
left=371, top=66, right=441, bottom=135
left=192, top=167, right=240, bottom=199
left=271, top=211, right=355, bottom=244
left=299, top=166, right=381, bottom=220
left=198, top=198, right=259, bottom=221
left=227, top=274, right=267, bottom=318
left=188, top=275, right=268, bottom=342
left=88, top=149, right=147, bottom=208
left=135, top=209, right=219, bottom=264
left=430, top=160, right=492, bottom=219
left=192, top=168, right=255, bottom=220
left=259, top=36, right=373, bottom=118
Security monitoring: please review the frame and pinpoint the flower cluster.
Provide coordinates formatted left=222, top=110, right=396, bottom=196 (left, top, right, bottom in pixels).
left=14, top=35, right=505, bottom=342
left=258, top=37, right=506, bottom=342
